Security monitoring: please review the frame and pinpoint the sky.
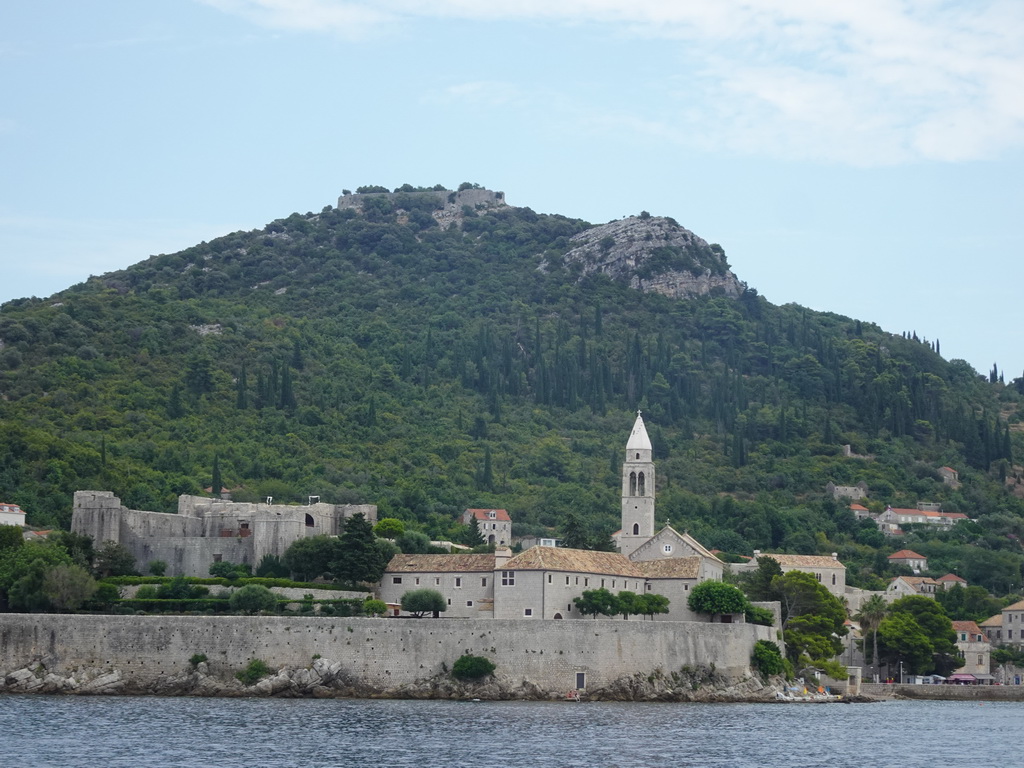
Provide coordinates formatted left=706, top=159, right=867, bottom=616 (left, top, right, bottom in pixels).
left=2, top=1, right=1022, bottom=378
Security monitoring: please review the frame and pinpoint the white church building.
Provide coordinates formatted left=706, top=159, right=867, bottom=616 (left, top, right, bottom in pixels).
left=380, top=412, right=726, bottom=621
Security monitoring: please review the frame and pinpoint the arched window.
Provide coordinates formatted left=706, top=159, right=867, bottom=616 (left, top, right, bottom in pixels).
left=635, top=452, right=640, bottom=460
left=638, top=472, right=645, bottom=495
left=304, top=513, right=314, bottom=528
left=632, top=523, right=640, bottom=535
left=554, top=613, right=563, bottom=620
left=629, top=471, right=637, bottom=496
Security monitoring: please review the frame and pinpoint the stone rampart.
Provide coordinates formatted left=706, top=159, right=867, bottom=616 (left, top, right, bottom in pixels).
left=0, top=615, right=770, bottom=694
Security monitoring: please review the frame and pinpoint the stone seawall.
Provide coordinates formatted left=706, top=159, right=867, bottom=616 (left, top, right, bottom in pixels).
left=857, top=682, right=1024, bottom=701
left=0, top=615, right=774, bottom=698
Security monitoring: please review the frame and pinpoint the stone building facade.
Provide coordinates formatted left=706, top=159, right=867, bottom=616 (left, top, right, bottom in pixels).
left=72, top=491, right=376, bottom=577
left=382, top=413, right=728, bottom=623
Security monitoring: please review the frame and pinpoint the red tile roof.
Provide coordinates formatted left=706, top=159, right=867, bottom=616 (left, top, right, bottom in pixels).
left=504, top=547, right=642, bottom=577
left=888, top=549, right=926, bottom=560
left=937, top=573, right=967, bottom=583
left=385, top=554, right=496, bottom=573
left=465, top=508, right=511, bottom=522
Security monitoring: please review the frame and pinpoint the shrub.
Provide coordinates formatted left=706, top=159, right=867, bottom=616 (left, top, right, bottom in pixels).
left=400, top=588, right=446, bottom=617
left=189, top=653, right=207, bottom=668
left=687, top=581, right=749, bottom=617
left=745, top=605, right=775, bottom=626
left=363, top=598, right=388, bottom=617
left=148, top=560, right=167, bottom=576
left=229, top=584, right=278, bottom=615
left=751, top=640, right=785, bottom=678
left=452, top=654, right=495, bottom=681
left=236, top=659, right=272, bottom=686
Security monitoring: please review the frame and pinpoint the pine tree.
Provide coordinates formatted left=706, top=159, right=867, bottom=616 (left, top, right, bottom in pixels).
left=333, top=513, right=386, bottom=584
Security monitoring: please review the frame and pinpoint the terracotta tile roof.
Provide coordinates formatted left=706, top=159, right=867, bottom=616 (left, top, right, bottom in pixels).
left=757, top=553, right=844, bottom=569
left=887, top=507, right=941, bottom=517
left=951, top=621, right=984, bottom=635
left=1004, top=599, right=1024, bottom=611
left=849, top=504, right=869, bottom=512
left=889, top=549, right=926, bottom=560
left=635, top=557, right=701, bottom=579
left=466, top=508, right=511, bottom=522
left=936, top=573, right=967, bottom=583
left=385, top=554, right=496, bottom=573
left=891, top=576, right=939, bottom=586
left=980, top=614, right=1003, bottom=627
left=939, top=512, right=968, bottom=520
left=504, top=547, right=643, bottom=577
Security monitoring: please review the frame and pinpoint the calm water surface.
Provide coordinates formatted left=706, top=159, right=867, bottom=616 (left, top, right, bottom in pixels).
left=0, top=696, right=1015, bottom=768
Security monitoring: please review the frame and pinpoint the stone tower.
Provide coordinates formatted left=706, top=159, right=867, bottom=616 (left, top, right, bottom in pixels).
left=619, top=411, right=656, bottom=557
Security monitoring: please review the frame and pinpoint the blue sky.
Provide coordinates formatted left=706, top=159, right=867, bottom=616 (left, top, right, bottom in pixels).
left=2, top=1, right=1022, bottom=378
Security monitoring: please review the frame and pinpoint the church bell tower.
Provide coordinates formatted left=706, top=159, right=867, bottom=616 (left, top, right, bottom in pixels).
left=619, top=411, right=655, bottom=557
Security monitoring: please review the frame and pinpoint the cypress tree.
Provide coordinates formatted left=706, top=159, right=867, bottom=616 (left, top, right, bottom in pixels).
left=211, top=454, right=222, bottom=496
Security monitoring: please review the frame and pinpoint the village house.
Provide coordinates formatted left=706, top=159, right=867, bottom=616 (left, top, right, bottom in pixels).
left=936, top=573, right=968, bottom=590
left=886, top=575, right=939, bottom=600
left=951, top=620, right=993, bottom=681
left=732, top=552, right=847, bottom=599
left=938, top=466, right=961, bottom=488
left=462, top=508, right=512, bottom=547
left=0, top=502, right=25, bottom=528
left=981, top=599, right=1024, bottom=647
left=888, top=549, right=928, bottom=574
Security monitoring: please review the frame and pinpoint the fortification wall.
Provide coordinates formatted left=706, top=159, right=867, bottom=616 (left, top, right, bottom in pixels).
left=0, top=615, right=769, bottom=693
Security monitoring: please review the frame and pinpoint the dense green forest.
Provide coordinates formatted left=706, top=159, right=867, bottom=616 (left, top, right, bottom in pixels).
left=2, top=186, right=1023, bottom=596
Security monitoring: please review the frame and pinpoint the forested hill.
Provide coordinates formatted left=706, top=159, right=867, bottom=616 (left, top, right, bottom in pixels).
left=2, top=185, right=1022, bottom=594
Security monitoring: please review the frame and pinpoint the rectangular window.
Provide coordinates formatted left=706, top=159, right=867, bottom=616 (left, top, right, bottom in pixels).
left=612, top=580, right=616, bottom=588
left=978, top=655, right=984, bottom=665
left=831, top=574, right=836, bottom=586
left=565, top=576, right=570, bottom=585
left=575, top=672, right=586, bottom=690
left=1010, top=630, right=1014, bottom=639
left=467, top=601, right=474, bottom=607
left=481, top=577, right=487, bottom=587
left=547, top=574, right=552, bottom=584
left=435, top=578, right=440, bottom=586
left=392, top=577, right=402, bottom=584
left=524, top=608, right=533, bottom=617
left=815, top=573, right=821, bottom=582
left=568, top=604, right=572, bottom=611
left=601, top=579, right=605, bottom=588
left=415, top=577, right=420, bottom=585
left=575, top=577, right=579, bottom=585
left=501, top=570, right=515, bottom=586
left=584, top=578, right=589, bottom=587
left=455, top=577, right=462, bottom=588
left=447, top=598, right=451, bottom=605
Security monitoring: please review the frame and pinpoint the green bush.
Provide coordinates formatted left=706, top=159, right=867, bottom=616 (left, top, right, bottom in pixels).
left=229, top=584, right=278, bottom=614
left=687, top=580, right=749, bottom=616
left=452, top=654, right=496, bottom=681
left=236, top=658, right=272, bottom=686
left=189, top=653, right=208, bottom=667
left=745, top=605, right=775, bottom=626
left=751, top=640, right=785, bottom=678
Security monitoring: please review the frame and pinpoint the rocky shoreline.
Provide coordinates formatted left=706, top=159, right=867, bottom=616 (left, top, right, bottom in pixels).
left=2, top=659, right=802, bottom=703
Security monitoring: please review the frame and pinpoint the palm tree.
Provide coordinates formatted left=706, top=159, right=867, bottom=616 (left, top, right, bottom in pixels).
left=857, top=595, right=888, bottom=677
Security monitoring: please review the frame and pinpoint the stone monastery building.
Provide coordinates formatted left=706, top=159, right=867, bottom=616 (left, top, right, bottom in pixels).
left=379, top=413, right=726, bottom=621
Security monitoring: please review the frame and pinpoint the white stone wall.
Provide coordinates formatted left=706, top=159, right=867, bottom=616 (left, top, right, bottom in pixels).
left=0, top=614, right=771, bottom=691
left=379, top=570, right=494, bottom=619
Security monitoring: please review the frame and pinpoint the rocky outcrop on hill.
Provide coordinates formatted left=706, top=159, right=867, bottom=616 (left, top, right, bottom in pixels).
left=559, top=215, right=744, bottom=299
left=1, top=658, right=784, bottom=702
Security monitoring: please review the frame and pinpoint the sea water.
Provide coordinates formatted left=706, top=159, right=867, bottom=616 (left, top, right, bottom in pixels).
left=0, top=696, right=1016, bottom=768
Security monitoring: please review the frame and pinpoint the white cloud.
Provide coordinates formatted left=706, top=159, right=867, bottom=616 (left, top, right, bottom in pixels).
left=197, top=0, right=1024, bottom=164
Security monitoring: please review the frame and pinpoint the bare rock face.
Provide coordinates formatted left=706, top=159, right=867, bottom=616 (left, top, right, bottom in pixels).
left=561, top=216, right=744, bottom=300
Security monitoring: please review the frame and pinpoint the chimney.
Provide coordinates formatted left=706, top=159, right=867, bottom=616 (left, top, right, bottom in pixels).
left=494, top=547, right=513, bottom=568
left=832, top=552, right=838, bottom=560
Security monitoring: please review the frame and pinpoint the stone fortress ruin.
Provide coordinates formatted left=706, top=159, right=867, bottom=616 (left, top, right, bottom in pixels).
left=71, top=491, right=376, bottom=577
